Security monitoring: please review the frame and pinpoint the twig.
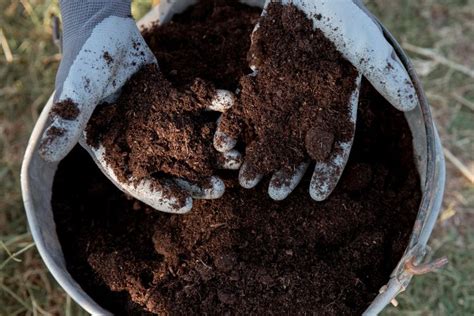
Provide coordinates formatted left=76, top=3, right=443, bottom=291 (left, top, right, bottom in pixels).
left=0, top=241, right=21, bottom=263
left=197, top=258, right=212, bottom=269
left=405, top=256, right=449, bottom=275
left=403, top=42, right=474, bottom=79
left=2, top=232, right=31, bottom=247
left=444, top=148, right=474, bottom=184
left=0, top=284, right=32, bottom=312
left=20, top=0, right=40, bottom=26
left=0, top=28, right=13, bottom=63
left=209, top=222, right=227, bottom=229
left=0, top=242, right=35, bottom=270
left=451, top=93, right=474, bottom=112
left=26, top=286, right=52, bottom=316
left=41, top=53, right=62, bottom=65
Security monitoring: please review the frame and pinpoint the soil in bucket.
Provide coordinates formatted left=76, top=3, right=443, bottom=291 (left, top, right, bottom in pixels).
left=51, top=1, right=421, bottom=315
left=52, top=81, right=421, bottom=315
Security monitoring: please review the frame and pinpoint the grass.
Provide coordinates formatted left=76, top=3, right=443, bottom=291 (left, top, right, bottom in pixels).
left=1, top=0, right=473, bottom=315
left=0, top=1, right=66, bottom=315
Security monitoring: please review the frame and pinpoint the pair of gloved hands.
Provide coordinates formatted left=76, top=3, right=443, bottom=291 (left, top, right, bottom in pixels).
left=39, top=0, right=417, bottom=214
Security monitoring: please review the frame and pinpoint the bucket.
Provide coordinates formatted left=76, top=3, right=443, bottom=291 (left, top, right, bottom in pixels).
left=21, top=1, right=446, bottom=315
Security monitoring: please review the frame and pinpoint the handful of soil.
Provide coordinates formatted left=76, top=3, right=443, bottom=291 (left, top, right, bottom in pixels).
left=86, top=66, right=221, bottom=184
left=86, top=0, right=260, bottom=185
left=219, top=3, right=359, bottom=177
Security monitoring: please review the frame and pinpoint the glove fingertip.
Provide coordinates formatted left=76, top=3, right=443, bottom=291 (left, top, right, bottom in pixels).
left=239, top=162, right=263, bottom=189
left=218, top=149, right=243, bottom=170
left=161, top=195, right=193, bottom=214
left=38, top=123, right=78, bottom=163
left=382, top=59, right=419, bottom=112
left=364, top=67, right=419, bottom=113
left=38, top=127, right=67, bottom=162
left=208, top=89, right=235, bottom=112
left=387, top=80, right=418, bottom=112
left=397, top=81, right=418, bottom=112
left=309, top=166, right=333, bottom=202
left=149, top=191, right=193, bottom=214
left=175, top=176, right=225, bottom=200
left=213, top=130, right=237, bottom=153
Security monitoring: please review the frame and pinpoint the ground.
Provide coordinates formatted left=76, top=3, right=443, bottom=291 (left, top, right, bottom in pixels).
left=0, top=0, right=473, bottom=315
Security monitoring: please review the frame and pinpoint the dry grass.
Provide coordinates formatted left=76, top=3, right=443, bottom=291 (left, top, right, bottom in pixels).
left=1, top=0, right=472, bottom=314
left=0, top=1, right=67, bottom=315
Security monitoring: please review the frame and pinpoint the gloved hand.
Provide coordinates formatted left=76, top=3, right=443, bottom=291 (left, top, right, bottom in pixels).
left=39, top=0, right=239, bottom=213
left=215, top=0, right=418, bottom=201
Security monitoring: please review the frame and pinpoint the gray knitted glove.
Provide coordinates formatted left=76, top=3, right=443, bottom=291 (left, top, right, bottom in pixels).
left=39, top=0, right=155, bottom=162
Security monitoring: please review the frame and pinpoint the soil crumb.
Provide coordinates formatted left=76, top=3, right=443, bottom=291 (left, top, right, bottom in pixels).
left=53, top=79, right=421, bottom=315
left=219, top=3, right=359, bottom=177
left=51, top=98, right=79, bottom=120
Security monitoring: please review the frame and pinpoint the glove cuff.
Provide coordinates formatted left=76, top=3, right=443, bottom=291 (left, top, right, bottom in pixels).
left=60, top=0, right=132, bottom=49
left=55, top=0, right=133, bottom=99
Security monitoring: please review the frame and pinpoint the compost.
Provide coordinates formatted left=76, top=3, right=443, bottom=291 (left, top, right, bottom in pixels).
left=219, top=3, right=358, bottom=178
left=86, top=65, right=222, bottom=185
left=86, top=1, right=358, bottom=186
left=85, top=0, right=259, bottom=186
left=52, top=1, right=421, bottom=315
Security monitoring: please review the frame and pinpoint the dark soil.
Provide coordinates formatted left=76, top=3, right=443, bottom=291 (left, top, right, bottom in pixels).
left=85, top=0, right=260, bottom=185
left=51, top=1, right=421, bottom=314
left=219, top=3, right=359, bottom=177
left=143, top=0, right=260, bottom=90
left=50, top=98, right=79, bottom=120
left=52, top=79, right=421, bottom=315
left=86, top=65, right=221, bottom=184
left=39, top=98, right=78, bottom=154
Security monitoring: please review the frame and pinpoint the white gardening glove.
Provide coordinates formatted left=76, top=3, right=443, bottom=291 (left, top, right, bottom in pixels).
left=215, top=0, right=418, bottom=201
left=38, top=0, right=240, bottom=213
